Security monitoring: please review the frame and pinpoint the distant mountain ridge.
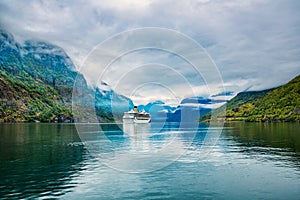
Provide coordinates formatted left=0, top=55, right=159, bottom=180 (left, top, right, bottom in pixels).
left=0, top=29, right=132, bottom=122
left=200, top=75, right=300, bottom=122
left=137, top=96, right=227, bottom=122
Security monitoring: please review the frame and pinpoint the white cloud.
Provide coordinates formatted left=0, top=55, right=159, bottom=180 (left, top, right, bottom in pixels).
left=1, top=0, right=299, bottom=103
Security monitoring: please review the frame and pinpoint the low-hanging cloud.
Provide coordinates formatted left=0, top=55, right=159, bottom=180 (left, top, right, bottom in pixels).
left=0, top=0, right=299, bottom=103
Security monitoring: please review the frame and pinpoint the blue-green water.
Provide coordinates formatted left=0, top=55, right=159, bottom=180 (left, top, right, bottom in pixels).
left=0, top=122, right=300, bottom=199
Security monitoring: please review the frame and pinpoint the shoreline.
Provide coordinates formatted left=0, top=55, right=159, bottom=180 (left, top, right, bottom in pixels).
left=1, top=120, right=299, bottom=124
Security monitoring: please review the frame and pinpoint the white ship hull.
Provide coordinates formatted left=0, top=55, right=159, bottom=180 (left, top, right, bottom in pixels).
left=134, top=117, right=151, bottom=124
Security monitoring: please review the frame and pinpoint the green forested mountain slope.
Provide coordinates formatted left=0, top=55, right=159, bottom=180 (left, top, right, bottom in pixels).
left=200, top=75, right=300, bottom=122
left=0, top=29, right=132, bottom=122
left=0, top=68, right=73, bottom=122
left=245, top=75, right=300, bottom=122
left=0, top=30, right=75, bottom=122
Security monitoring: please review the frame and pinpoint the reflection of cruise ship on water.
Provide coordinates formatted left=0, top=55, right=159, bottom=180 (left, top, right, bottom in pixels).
left=123, top=106, right=151, bottom=123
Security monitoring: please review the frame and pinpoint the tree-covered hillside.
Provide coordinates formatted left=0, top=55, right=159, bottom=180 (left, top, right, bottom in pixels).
left=245, top=75, right=300, bottom=122
left=0, top=30, right=76, bottom=122
left=200, top=75, right=300, bottom=122
left=0, top=69, right=72, bottom=122
left=0, top=29, right=132, bottom=122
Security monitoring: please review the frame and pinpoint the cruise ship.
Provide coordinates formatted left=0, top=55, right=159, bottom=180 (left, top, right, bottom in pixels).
left=123, top=106, right=151, bottom=123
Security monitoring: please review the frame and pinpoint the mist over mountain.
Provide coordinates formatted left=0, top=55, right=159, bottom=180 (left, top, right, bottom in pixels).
left=0, top=29, right=231, bottom=123
left=4, top=28, right=296, bottom=124
left=0, top=29, right=132, bottom=122
left=136, top=97, right=228, bottom=122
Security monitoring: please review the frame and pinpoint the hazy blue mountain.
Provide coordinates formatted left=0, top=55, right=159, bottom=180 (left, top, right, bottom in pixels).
left=167, top=97, right=216, bottom=122
left=137, top=97, right=225, bottom=122
left=95, top=87, right=133, bottom=122
left=181, top=96, right=228, bottom=104
left=0, top=30, right=23, bottom=73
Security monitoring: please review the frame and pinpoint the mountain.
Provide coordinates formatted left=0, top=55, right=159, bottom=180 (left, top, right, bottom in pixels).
left=137, top=100, right=172, bottom=122
left=0, top=29, right=132, bottom=122
left=137, top=97, right=224, bottom=122
left=95, top=87, right=133, bottom=122
left=167, top=97, right=217, bottom=122
left=0, top=29, right=72, bottom=122
left=199, top=89, right=273, bottom=121
left=200, top=75, right=300, bottom=122
left=181, top=96, right=227, bottom=104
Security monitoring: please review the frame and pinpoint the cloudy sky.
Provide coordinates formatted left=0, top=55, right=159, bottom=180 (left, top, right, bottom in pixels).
left=1, top=0, right=299, bottom=104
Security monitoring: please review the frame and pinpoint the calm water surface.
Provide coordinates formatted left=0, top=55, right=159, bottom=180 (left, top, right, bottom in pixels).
left=0, top=122, right=299, bottom=199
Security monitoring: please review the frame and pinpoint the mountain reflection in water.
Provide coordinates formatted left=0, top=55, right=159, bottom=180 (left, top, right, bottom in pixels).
left=1, top=122, right=299, bottom=199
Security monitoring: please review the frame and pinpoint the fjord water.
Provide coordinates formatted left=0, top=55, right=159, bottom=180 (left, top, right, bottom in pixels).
left=0, top=122, right=299, bottom=199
